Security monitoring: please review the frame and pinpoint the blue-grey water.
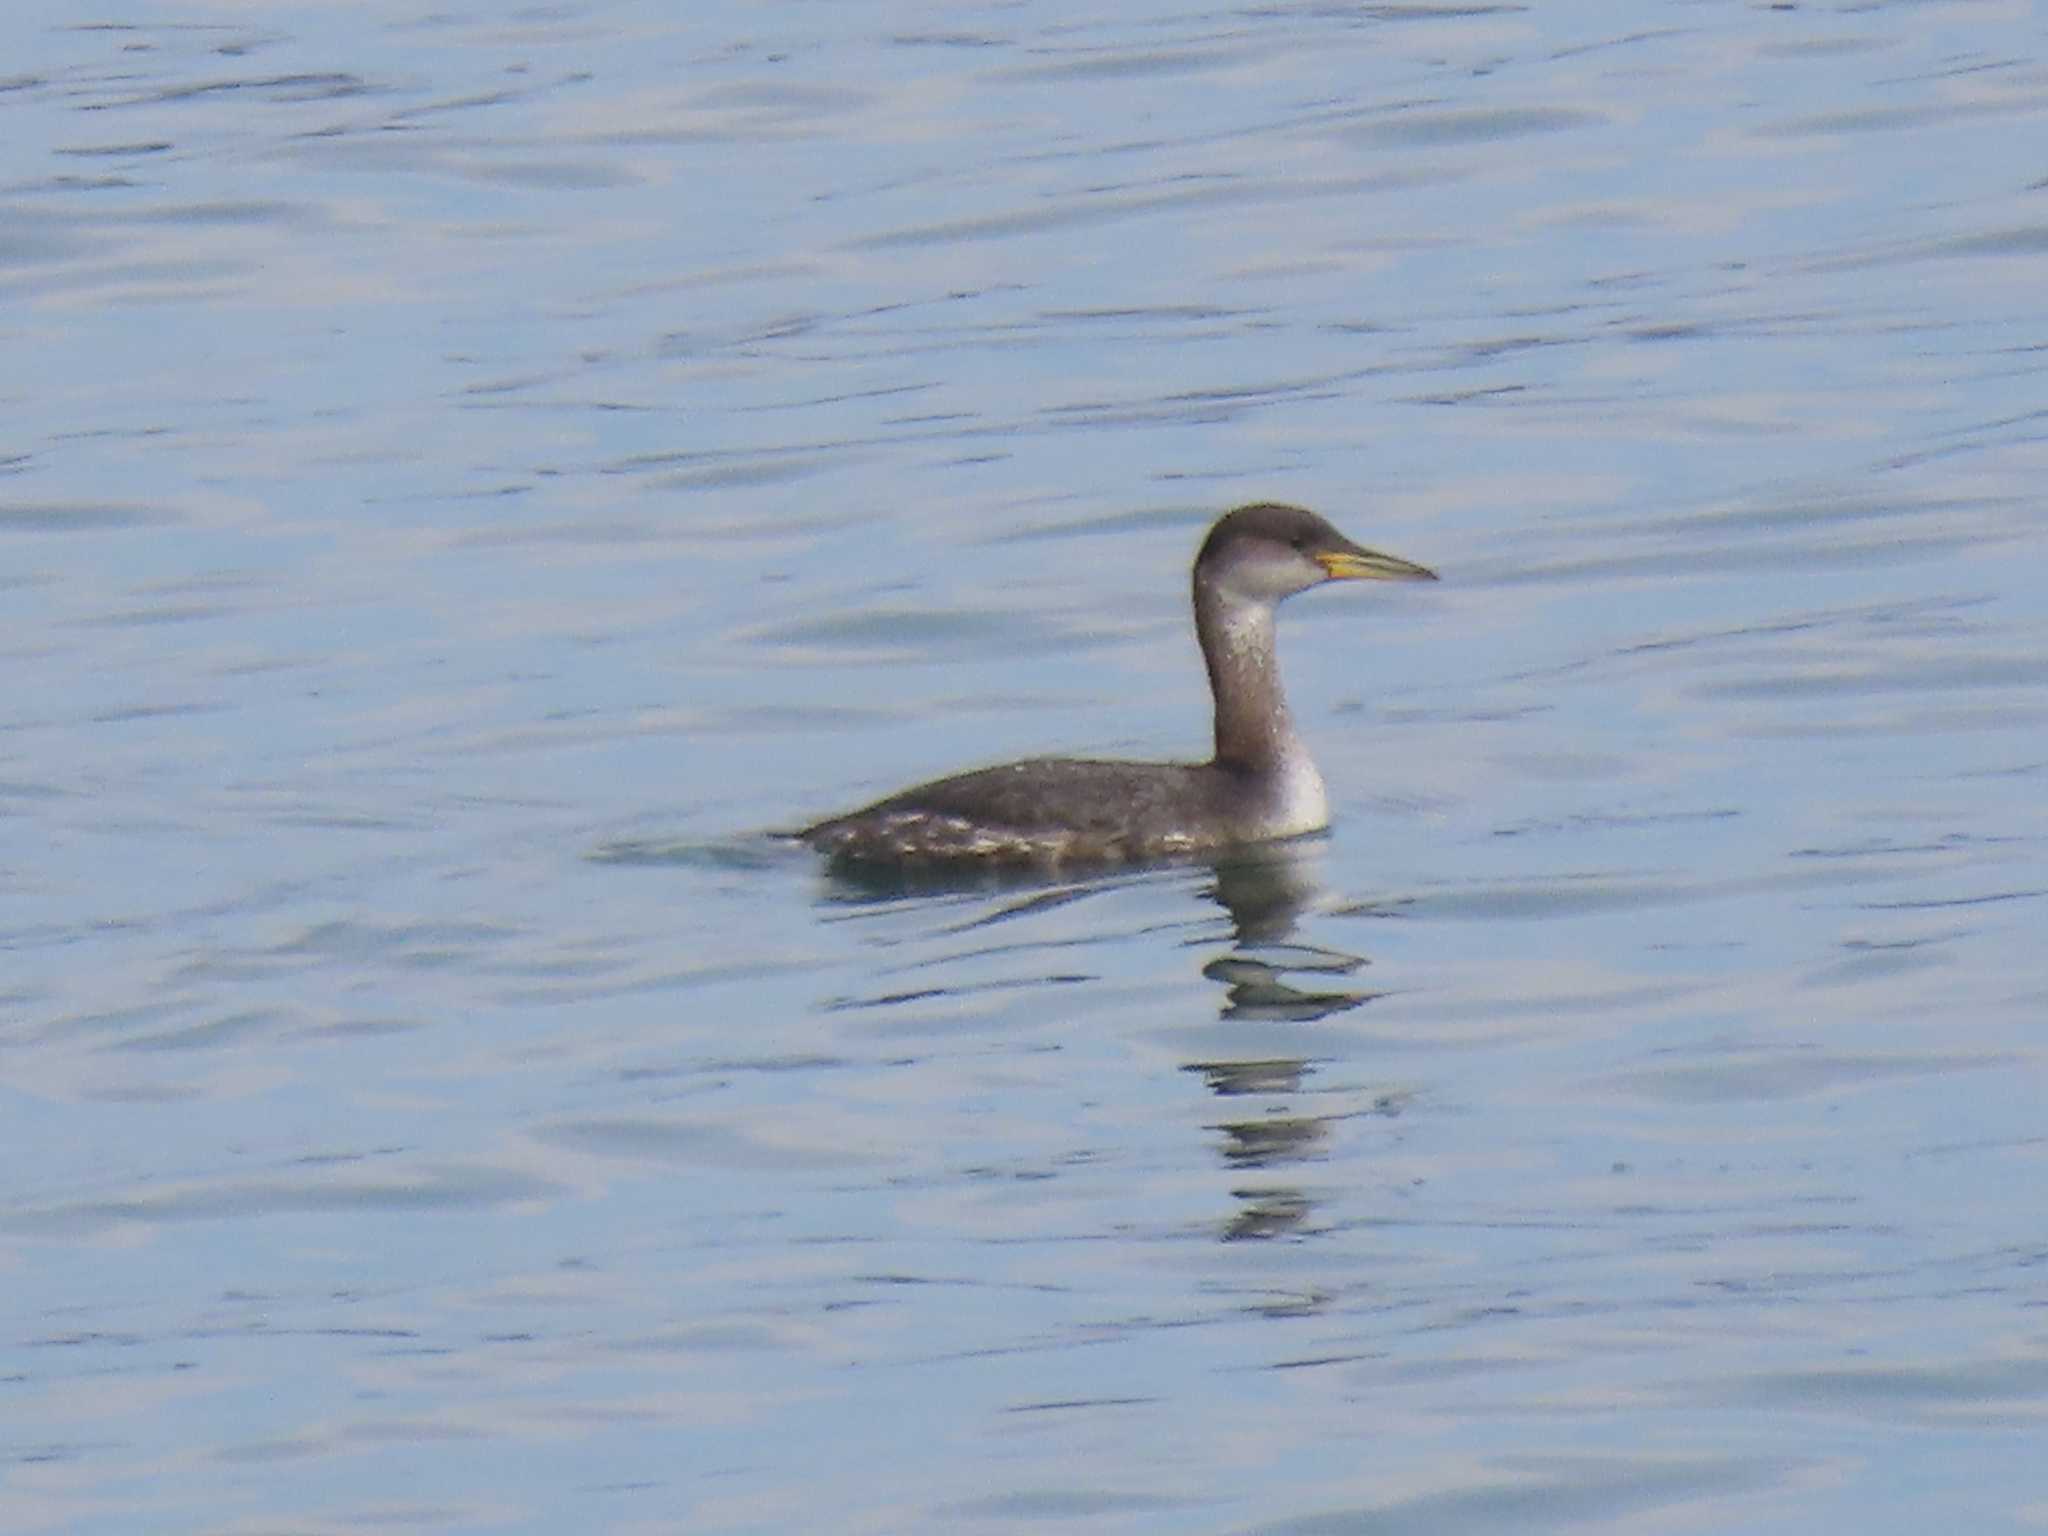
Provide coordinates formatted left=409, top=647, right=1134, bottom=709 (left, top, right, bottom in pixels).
left=5, top=3, right=2047, bottom=1532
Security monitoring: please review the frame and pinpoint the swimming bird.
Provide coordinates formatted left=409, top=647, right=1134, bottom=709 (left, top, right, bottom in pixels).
left=801, top=502, right=1435, bottom=868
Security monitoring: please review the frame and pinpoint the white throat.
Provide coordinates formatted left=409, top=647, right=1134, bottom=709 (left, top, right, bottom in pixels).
left=1216, top=597, right=1327, bottom=834
left=1264, top=739, right=1329, bottom=837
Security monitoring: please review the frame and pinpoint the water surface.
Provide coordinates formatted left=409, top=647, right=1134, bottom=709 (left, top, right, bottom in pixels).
left=4, top=3, right=2047, bottom=1533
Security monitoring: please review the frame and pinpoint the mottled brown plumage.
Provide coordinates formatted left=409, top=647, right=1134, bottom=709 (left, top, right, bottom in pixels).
left=802, top=504, right=1434, bottom=870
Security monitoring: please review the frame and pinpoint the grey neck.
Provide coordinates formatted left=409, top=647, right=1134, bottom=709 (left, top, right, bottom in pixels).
left=1194, top=570, right=1305, bottom=773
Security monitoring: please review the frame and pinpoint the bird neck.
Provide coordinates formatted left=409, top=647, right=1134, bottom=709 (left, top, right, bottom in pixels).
left=1194, top=572, right=1306, bottom=774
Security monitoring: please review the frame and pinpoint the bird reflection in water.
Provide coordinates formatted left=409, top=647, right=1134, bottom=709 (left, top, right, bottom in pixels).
left=803, top=839, right=1408, bottom=1249
left=1187, top=844, right=1403, bottom=1244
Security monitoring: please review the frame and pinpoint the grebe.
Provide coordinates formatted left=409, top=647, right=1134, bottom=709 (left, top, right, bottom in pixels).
left=801, top=503, right=1435, bottom=868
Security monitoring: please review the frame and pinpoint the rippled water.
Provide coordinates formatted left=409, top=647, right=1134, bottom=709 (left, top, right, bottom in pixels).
left=5, top=3, right=2047, bottom=1533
